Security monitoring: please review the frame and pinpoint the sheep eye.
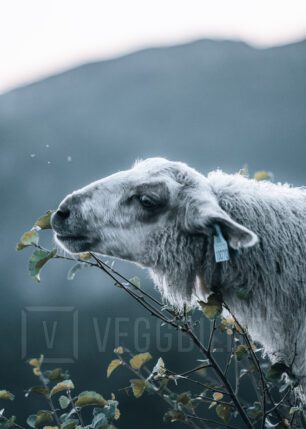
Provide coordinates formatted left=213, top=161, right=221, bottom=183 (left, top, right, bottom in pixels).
left=138, top=195, right=157, bottom=208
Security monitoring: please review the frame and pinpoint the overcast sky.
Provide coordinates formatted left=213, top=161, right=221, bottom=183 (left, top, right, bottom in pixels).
left=0, top=0, right=305, bottom=93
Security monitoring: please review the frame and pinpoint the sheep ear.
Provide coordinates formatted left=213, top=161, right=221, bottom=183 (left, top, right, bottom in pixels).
left=212, top=213, right=258, bottom=249
left=184, top=200, right=258, bottom=249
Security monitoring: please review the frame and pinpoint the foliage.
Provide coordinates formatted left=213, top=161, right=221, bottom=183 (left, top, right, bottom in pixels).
left=0, top=355, right=120, bottom=429
left=12, top=182, right=306, bottom=428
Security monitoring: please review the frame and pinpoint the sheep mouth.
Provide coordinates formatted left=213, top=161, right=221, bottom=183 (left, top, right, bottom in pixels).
left=55, top=233, right=97, bottom=253
left=56, top=234, right=87, bottom=242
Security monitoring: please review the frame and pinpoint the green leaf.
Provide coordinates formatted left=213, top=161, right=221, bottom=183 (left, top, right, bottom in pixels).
left=103, top=400, right=120, bottom=421
left=25, top=385, right=50, bottom=398
left=75, top=391, right=107, bottom=407
left=59, top=395, right=70, bottom=409
left=266, top=363, right=288, bottom=380
left=235, top=344, right=248, bottom=360
left=164, top=410, right=185, bottom=422
left=129, top=276, right=141, bottom=288
left=247, top=401, right=263, bottom=419
left=50, top=380, right=74, bottom=397
left=35, top=410, right=53, bottom=427
left=26, top=416, right=36, bottom=429
left=0, top=416, right=16, bottom=429
left=107, top=359, right=122, bottom=378
left=177, top=392, right=192, bottom=407
left=29, top=249, right=56, bottom=282
left=289, top=406, right=300, bottom=415
left=92, top=413, right=108, bottom=429
left=44, top=367, right=66, bottom=381
left=216, top=404, right=231, bottom=423
left=60, top=420, right=79, bottom=429
left=274, top=420, right=290, bottom=429
left=130, top=379, right=146, bottom=398
left=199, top=294, right=222, bottom=319
left=129, top=352, right=152, bottom=370
left=0, top=390, right=15, bottom=401
left=67, top=263, right=84, bottom=281
left=16, top=230, right=39, bottom=251
left=34, top=211, right=54, bottom=230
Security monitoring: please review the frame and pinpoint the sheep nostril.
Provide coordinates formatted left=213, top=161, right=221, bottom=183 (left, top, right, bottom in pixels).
left=56, top=208, right=70, bottom=220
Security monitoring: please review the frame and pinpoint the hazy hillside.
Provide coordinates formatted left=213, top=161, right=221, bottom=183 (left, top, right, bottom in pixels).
left=0, top=39, right=305, bottom=427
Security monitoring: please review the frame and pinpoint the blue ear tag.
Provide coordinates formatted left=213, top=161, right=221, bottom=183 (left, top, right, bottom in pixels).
left=213, top=224, right=230, bottom=263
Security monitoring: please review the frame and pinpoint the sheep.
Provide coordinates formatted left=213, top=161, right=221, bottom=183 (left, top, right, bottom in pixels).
left=51, top=157, right=306, bottom=402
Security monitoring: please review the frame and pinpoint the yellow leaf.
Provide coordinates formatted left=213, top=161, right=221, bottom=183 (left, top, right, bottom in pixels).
left=254, top=171, right=271, bottom=181
left=223, top=316, right=235, bottom=326
left=129, top=352, right=152, bottom=370
left=114, top=346, right=124, bottom=354
left=0, top=390, right=15, bottom=400
left=213, top=392, right=224, bottom=401
left=16, top=230, right=39, bottom=250
left=216, top=404, right=231, bottom=423
left=35, top=211, right=54, bottom=230
left=107, top=359, right=122, bottom=378
left=50, top=380, right=74, bottom=396
left=177, top=392, right=192, bottom=406
left=235, top=344, right=248, bottom=360
left=199, top=294, right=223, bottom=320
left=33, top=367, right=42, bottom=376
left=78, top=252, right=91, bottom=261
left=28, top=355, right=44, bottom=367
left=75, top=391, right=107, bottom=407
left=35, top=411, right=53, bottom=427
left=114, top=408, right=120, bottom=420
left=130, top=379, right=146, bottom=398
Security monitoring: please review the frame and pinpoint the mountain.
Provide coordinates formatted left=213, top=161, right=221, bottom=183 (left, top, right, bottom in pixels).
left=0, top=39, right=305, bottom=427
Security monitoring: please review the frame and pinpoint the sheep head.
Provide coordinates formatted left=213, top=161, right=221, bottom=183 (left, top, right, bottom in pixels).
left=51, top=158, right=258, bottom=305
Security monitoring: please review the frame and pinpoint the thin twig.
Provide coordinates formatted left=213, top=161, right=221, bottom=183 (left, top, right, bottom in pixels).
left=185, top=413, right=240, bottom=429
left=208, top=319, right=217, bottom=352
left=186, top=327, right=253, bottom=428
left=115, top=353, right=202, bottom=429
left=38, top=374, right=61, bottom=427
left=90, top=253, right=253, bottom=428
left=67, top=389, right=85, bottom=427
left=224, top=333, right=235, bottom=377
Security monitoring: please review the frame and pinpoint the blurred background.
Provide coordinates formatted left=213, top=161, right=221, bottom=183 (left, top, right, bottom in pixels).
left=0, top=0, right=305, bottom=427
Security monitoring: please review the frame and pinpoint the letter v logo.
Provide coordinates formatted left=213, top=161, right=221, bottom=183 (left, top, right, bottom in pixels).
left=42, top=321, right=58, bottom=349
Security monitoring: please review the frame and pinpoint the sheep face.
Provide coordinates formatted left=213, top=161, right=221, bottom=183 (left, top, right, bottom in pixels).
left=52, top=158, right=182, bottom=261
left=52, top=158, right=257, bottom=302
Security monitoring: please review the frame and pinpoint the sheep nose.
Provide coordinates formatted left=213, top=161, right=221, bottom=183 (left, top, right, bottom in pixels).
left=56, top=207, right=70, bottom=220
left=51, top=202, right=72, bottom=231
